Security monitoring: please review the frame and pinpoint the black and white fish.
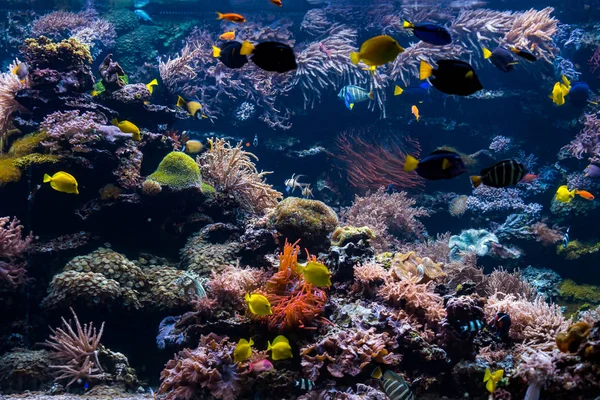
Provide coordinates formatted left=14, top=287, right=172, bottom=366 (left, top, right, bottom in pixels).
left=563, top=226, right=570, bottom=248
left=471, top=159, right=527, bottom=189
left=294, top=378, right=314, bottom=391
left=459, top=319, right=484, bottom=334
left=253, top=133, right=258, bottom=147
left=284, top=173, right=305, bottom=193
left=381, top=370, right=414, bottom=400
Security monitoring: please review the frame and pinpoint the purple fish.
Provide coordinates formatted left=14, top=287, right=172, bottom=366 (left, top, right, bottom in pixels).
left=584, top=164, right=600, bottom=178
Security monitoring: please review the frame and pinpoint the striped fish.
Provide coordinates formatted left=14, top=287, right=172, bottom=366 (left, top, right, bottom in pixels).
left=338, top=85, right=374, bottom=110
left=382, top=370, right=414, bottom=400
left=471, top=159, right=526, bottom=188
left=294, top=378, right=314, bottom=391
left=459, top=319, right=484, bottom=334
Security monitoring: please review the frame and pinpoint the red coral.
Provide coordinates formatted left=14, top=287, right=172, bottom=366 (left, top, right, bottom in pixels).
left=159, top=334, right=248, bottom=400
left=263, top=240, right=328, bottom=331
left=300, top=327, right=401, bottom=381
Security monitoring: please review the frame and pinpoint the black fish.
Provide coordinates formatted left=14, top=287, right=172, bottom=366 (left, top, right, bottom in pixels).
left=404, top=150, right=466, bottom=180
left=459, top=319, right=484, bottom=334
left=241, top=41, right=297, bottom=73
left=213, top=41, right=248, bottom=69
left=381, top=370, right=414, bottom=400
left=420, top=60, right=483, bottom=96
left=403, top=20, right=452, bottom=46
left=492, top=312, right=511, bottom=340
left=510, top=47, right=537, bottom=62
left=483, top=47, right=518, bottom=72
left=471, top=159, right=526, bottom=188
left=294, top=379, right=314, bottom=391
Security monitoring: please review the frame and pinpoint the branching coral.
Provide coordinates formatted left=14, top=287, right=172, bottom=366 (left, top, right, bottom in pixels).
left=158, top=333, right=248, bottom=400
left=197, top=138, right=282, bottom=214
left=40, top=110, right=103, bottom=153
left=485, top=294, right=569, bottom=349
left=485, top=267, right=536, bottom=300
left=43, top=308, right=105, bottom=387
left=340, top=187, right=429, bottom=252
left=502, top=8, right=559, bottom=63
left=0, top=216, right=32, bottom=289
left=560, top=112, right=600, bottom=163
left=263, top=240, right=328, bottom=331
left=300, top=328, right=401, bottom=382
left=205, top=264, right=269, bottom=310
left=334, top=128, right=424, bottom=192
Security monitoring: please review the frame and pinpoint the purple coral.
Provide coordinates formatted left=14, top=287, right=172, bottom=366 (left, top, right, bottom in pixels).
left=466, top=186, right=543, bottom=215
left=437, top=295, right=486, bottom=361
left=159, top=334, right=248, bottom=400
left=560, top=112, right=600, bottom=163
left=0, top=216, right=32, bottom=289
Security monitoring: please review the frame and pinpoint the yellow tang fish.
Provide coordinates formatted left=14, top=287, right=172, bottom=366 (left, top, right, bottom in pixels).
left=176, top=96, right=205, bottom=119
left=245, top=293, right=273, bottom=316
left=483, top=368, right=504, bottom=393
left=146, top=78, right=158, bottom=95
left=43, top=171, right=79, bottom=194
left=299, top=261, right=332, bottom=287
left=267, top=335, right=293, bottom=361
left=233, top=338, right=254, bottom=363
left=112, top=119, right=141, bottom=141
left=350, top=35, right=404, bottom=74
left=555, top=185, right=575, bottom=203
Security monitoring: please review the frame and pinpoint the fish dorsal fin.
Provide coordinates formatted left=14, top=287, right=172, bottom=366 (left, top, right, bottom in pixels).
left=430, top=149, right=456, bottom=156
left=272, top=335, right=288, bottom=345
left=238, top=338, right=249, bottom=345
left=383, top=370, right=406, bottom=385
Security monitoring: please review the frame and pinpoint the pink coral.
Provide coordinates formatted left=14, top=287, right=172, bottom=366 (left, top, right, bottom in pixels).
left=0, top=216, right=32, bottom=288
left=300, top=327, right=401, bottom=381
left=378, top=276, right=445, bottom=325
left=40, top=110, right=102, bottom=153
left=590, top=46, right=600, bottom=77
left=341, top=187, right=429, bottom=252
left=560, top=112, right=600, bottom=163
left=206, top=264, right=269, bottom=310
left=485, top=267, right=536, bottom=300
left=158, top=334, right=248, bottom=400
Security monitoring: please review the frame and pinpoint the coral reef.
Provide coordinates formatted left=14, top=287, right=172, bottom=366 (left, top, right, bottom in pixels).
left=0, top=349, right=53, bottom=393
left=0, top=216, right=32, bottom=289
left=146, top=151, right=203, bottom=191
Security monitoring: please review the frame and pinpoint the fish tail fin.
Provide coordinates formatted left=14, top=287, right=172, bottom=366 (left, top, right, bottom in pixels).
left=240, top=41, right=255, bottom=56
left=471, top=175, right=483, bottom=188
left=349, top=103, right=354, bottom=110
left=216, top=12, right=224, bottom=19
left=176, top=96, right=186, bottom=107
left=350, top=52, right=360, bottom=65
left=403, top=20, right=414, bottom=29
left=43, top=173, right=52, bottom=183
left=249, top=362, right=254, bottom=372
left=419, top=60, right=433, bottom=80
left=368, top=91, right=374, bottom=100
left=483, top=47, right=492, bottom=59
left=483, top=368, right=491, bottom=382
left=509, top=46, right=519, bottom=54
left=394, top=85, right=403, bottom=96
left=244, top=293, right=250, bottom=302
left=266, top=341, right=272, bottom=352
left=111, top=118, right=118, bottom=126
left=212, top=46, right=221, bottom=58
left=249, top=339, right=254, bottom=346
left=148, top=78, right=158, bottom=86
left=404, top=155, right=419, bottom=172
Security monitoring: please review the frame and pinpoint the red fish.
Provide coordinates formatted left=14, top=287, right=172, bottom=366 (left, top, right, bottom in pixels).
left=249, top=359, right=274, bottom=373
left=519, top=173, right=539, bottom=183
left=270, top=0, right=283, bottom=6
left=216, top=12, right=246, bottom=23
left=576, top=190, right=595, bottom=200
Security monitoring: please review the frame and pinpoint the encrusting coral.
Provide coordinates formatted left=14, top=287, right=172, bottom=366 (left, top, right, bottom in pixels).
left=23, top=36, right=92, bottom=70
left=146, top=151, right=204, bottom=191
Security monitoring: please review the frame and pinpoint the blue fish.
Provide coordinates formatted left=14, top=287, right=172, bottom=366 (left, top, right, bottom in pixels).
left=403, top=20, right=452, bottom=46
left=134, top=9, right=152, bottom=21
left=483, top=47, right=518, bottom=72
left=338, top=85, right=373, bottom=110
left=568, top=82, right=590, bottom=108
left=134, top=0, right=150, bottom=7
left=404, top=150, right=466, bottom=180
left=584, top=164, right=600, bottom=178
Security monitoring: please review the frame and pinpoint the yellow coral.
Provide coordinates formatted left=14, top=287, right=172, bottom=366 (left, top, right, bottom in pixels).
left=0, top=156, right=22, bottom=185
left=391, top=251, right=445, bottom=283
left=9, top=132, right=47, bottom=157
left=24, top=36, right=92, bottom=69
left=559, top=279, right=600, bottom=303
left=331, top=226, right=375, bottom=247
left=12, top=153, right=61, bottom=169
left=556, top=321, right=592, bottom=353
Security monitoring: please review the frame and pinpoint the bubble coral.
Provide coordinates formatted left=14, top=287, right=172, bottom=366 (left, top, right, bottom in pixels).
left=263, top=240, right=328, bottom=331
left=146, top=151, right=203, bottom=191
left=158, top=333, right=249, bottom=400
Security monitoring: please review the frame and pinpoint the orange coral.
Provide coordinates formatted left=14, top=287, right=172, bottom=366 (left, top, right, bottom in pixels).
left=264, top=240, right=328, bottom=331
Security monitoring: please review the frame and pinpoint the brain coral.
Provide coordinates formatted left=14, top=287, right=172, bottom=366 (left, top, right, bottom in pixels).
left=269, top=197, right=338, bottom=251
left=146, top=151, right=203, bottom=191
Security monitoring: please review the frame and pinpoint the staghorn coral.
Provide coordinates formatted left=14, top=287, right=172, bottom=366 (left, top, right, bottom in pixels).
left=264, top=240, right=328, bottom=331
left=0, top=216, right=32, bottom=289
left=300, top=327, right=401, bottom=382
left=158, top=333, right=248, bottom=400
left=340, top=187, right=429, bottom=253
left=43, top=308, right=105, bottom=387
left=485, top=294, right=569, bottom=349
left=197, top=138, right=281, bottom=214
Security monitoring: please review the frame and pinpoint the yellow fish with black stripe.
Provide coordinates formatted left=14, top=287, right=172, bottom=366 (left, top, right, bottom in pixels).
left=176, top=96, right=207, bottom=119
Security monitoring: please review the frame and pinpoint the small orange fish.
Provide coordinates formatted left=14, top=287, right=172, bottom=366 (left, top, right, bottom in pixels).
left=219, top=31, right=236, bottom=40
left=411, top=105, right=420, bottom=122
left=245, top=142, right=251, bottom=147
left=270, top=0, right=283, bottom=6
left=519, top=173, right=539, bottom=183
left=216, top=12, right=246, bottom=23
left=576, top=190, right=595, bottom=200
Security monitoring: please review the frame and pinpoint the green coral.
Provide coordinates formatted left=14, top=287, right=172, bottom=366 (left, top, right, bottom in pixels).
left=8, top=132, right=47, bottom=157
left=559, top=279, right=600, bottom=303
left=12, top=154, right=62, bottom=169
left=376, top=252, right=394, bottom=267
left=201, top=182, right=216, bottom=194
left=557, top=240, right=600, bottom=259
left=331, top=226, right=375, bottom=247
left=0, top=157, right=22, bottom=186
left=269, top=197, right=338, bottom=251
left=24, top=36, right=92, bottom=70
left=146, top=151, right=202, bottom=190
